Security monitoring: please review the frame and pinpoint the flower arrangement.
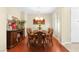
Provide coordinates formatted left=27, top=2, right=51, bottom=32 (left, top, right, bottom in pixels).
left=7, top=16, right=25, bottom=30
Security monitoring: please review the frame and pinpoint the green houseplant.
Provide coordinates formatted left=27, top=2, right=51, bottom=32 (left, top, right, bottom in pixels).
left=19, top=20, right=25, bottom=29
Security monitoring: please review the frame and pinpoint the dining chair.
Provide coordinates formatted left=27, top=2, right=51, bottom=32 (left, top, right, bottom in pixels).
left=33, top=31, right=46, bottom=48
left=26, top=28, right=35, bottom=47
left=47, top=28, right=53, bottom=46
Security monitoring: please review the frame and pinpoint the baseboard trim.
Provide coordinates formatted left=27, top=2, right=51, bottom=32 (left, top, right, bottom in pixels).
left=71, top=42, right=79, bottom=44
left=0, top=49, right=6, bottom=52
left=62, top=42, right=71, bottom=45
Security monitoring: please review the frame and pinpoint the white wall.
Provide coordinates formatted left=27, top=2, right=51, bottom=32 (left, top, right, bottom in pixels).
left=52, top=8, right=71, bottom=44
left=7, top=7, right=22, bottom=20
left=26, top=14, right=52, bottom=30
left=61, top=8, right=71, bottom=43
left=71, top=8, right=79, bottom=42
left=52, top=8, right=61, bottom=40
left=24, top=13, right=28, bottom=36
left=0, top=8, right=6, bottom=51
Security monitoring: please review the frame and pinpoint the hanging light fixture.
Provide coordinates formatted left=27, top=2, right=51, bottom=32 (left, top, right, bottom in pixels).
left=33, top=17, right=45, bottom=30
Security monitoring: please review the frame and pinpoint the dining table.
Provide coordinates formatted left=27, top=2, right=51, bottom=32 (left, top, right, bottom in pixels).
left=27, top=29, right=53, bottom=49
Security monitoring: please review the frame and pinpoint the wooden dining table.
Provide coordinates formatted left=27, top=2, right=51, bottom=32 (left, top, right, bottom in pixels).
left=33, top=30, right=49, bottom=35
left=28, top=29, right=53, bottom=49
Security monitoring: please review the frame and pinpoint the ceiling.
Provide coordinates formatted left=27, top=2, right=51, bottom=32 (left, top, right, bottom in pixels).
left=22, top=7, right=56, bottom=14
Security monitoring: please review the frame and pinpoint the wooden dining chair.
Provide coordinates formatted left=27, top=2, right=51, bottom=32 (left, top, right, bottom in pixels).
left=46, top=28, right=53, bottom=46
left=33, top=31, right=46, bottom=48
left=26, top=28, right=35, bottom=47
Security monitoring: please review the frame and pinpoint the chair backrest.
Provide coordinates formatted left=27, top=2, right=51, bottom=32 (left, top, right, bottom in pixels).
left=48, top=28, right=53, bottom=35
left=34, top=31, right=46, bottom=42
left=27, top=28, right=32, bottom=35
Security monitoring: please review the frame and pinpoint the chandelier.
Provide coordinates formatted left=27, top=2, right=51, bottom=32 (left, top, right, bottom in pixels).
left=33, top=17, right=45, bottom=24
left=33, top=17, right=45, bottom=30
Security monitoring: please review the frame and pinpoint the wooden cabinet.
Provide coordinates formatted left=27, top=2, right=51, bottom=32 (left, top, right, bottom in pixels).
left=7, top=29, right=25, bottom=49
left=7, top=30, right=17, bottom=49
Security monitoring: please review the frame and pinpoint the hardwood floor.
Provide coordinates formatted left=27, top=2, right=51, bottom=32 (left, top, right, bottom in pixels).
left=7, top=36, right=69, bottom=52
